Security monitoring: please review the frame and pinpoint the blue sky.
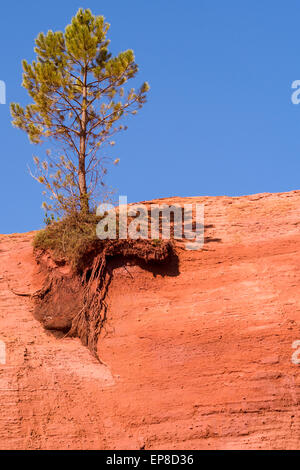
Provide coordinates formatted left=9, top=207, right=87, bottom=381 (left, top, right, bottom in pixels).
left=1, top=0, right=300, bottom=233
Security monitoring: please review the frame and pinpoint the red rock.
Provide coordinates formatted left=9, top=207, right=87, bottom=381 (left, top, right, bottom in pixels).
left=0, top=190, right=300, bottom=449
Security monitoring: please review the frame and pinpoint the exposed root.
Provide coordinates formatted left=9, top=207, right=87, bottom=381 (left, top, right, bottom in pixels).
left=5, top=275, right=52, bottom=299
left=67, top=250, right=112, bottom=361
left=33, top=239, right=178, bottom=362
left=9, top=288, right=33, bottom=298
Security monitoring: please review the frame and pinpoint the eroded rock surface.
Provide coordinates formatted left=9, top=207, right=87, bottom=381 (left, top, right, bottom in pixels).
left=1, top=191, right=300, bottom=449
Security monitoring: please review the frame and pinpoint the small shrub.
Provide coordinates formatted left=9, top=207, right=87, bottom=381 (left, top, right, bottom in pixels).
left=34, top=212, right=103, bottom=269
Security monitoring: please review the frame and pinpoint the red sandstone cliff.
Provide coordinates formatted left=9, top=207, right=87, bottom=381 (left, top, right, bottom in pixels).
left=1, top=190, right=300, bottom=449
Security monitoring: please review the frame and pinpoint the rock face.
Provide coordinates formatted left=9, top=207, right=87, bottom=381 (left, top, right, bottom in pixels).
left=0, top=190, right=300, bottom=449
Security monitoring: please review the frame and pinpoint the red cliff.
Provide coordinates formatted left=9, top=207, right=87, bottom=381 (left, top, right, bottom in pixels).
left=1, top=190, right=300, bottom=449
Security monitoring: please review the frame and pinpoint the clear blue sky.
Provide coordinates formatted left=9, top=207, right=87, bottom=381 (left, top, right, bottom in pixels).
left=1, top=0, right=300, bottom=233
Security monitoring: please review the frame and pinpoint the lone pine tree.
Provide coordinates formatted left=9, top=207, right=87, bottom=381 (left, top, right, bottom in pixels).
left=11, top=8, right=149, bottom=215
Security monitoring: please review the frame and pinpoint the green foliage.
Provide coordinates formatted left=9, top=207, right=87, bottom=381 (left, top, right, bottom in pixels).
left=33, top=212, right=103, bottom=269
left=11, top=8, right=149, bottom=215
left=34, top=210, right=164, bottom=270
left=43, top=212, right=56, bottom=226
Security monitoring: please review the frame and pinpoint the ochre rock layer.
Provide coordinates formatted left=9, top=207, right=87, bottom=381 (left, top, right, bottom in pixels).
left=1, top=191, right=300, bottom=449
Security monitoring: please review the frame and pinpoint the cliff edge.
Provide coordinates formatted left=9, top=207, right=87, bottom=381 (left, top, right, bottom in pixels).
left=1, top=191, right=300, bottom=449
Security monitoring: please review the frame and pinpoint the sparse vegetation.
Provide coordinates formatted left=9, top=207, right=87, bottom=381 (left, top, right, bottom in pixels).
left=33, top=211, right=165, bottom=271
left=33, top=212, right=102, bottom=269
left=34, top=221, right=176, bottom=359
left=11, top=8, right=149, bottom=216
left=14, top=8, right=172, bottom=362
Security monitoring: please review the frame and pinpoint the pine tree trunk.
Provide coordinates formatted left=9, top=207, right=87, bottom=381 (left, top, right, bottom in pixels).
left=79, top=67, right=89, bottom=214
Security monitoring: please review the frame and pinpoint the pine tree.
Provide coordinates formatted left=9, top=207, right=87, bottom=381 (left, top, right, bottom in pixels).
left=11, top=8, right=149, bottom=215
